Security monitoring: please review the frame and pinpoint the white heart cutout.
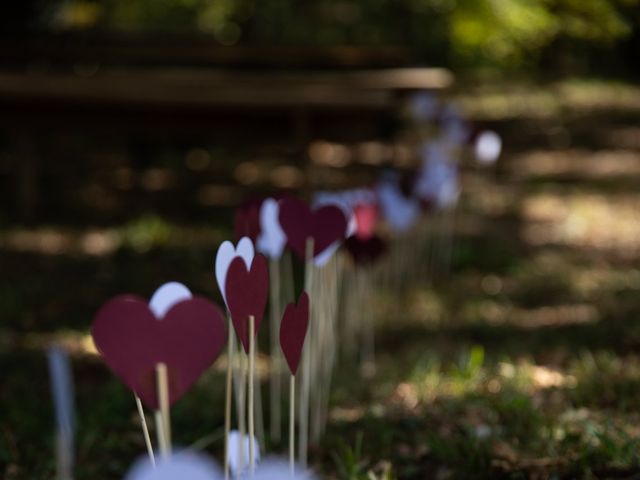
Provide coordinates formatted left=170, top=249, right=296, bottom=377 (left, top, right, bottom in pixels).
left=314, top=241, right=341, bottom=267
left=376, top=180, right=420, bottom=232
left=251, top=457, right=318, bottom=479
left=125, top=451, right=222, bottom=480
left=149, top=282, right=193, bottom=319
left=475, top=130, right=502, bottom=165
left=256, top=198, right=286, bottom=259
left=228, top=430, right=260, bottom=477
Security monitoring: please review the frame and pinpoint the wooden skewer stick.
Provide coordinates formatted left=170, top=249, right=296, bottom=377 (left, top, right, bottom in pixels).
left=156, top=363, right=171, bottom=457
left=134, top=394, right=156, bottom=467
left=224, top=322, right=235, bottom=480
left=238, top=342, right=247, bottom=475
left=154, top=410, right=167, bottom=459
left=269, top=257, right=282, bottom=443
left=289, top=374, right=296, bottom=479
left=299, top=237, right=314, bottom=467
left=248, top=314, right=256, bottom=477
left=254, top=369, right=266, bottom=453
left=55, top=430, right=73, bottom=480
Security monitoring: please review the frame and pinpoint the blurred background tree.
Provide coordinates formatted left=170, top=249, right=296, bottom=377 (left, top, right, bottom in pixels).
left=4, top=0, right=637, bottom=76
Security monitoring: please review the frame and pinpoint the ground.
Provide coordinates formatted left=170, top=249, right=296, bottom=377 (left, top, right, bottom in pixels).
left=2, top=78, right=640, bottom=479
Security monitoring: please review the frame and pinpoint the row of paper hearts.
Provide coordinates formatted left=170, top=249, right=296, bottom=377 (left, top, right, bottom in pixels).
left=92, top=235, right=309, bottom=410
left=235, top=156, right=459, bottom=268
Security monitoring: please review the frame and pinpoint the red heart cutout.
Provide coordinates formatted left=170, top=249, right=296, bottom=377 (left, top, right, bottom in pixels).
left=225, top=254, right=269, bottom=353
left=278, top=197, right=347, bottom=260
left=91, top=295, right=226, bottom=409
left=234, top=197, right=264, bottom=242
left=345, top=235, right=387, bottom=265
left=279, top=292, right=310, bottom=375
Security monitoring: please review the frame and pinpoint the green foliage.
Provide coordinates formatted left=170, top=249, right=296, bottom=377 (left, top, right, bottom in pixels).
left=448, top=0, right=637, bottom=67
left=451, top=0, right=558, bottom=66
left=332, top=432, right=395, bottom=480
left=121, top=215, right=172, bottom=252
left=41, top=0, right=639, bottom=71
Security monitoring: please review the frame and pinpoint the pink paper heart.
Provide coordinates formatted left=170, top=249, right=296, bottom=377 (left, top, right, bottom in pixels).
left=278, top=197, right=347, bottom=260
left=91, top=295, right=226, bottom=409
left=279, top=292, right=309, bottom=375
left=225, top=255, right=269, bottom=353
left=353, top=203, right=379, bottom=240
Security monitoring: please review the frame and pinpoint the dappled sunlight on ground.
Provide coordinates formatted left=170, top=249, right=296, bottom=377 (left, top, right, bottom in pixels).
left=316, top=80, right=640, bottom=476
left=522, top=192, right=640, bottom=257
left=0, top=219, right=227, bottom=256
left=3, top=79, right=640, bottom=478
left=455, top=79, right=640, bottom=121
left=510, top=149, right=640, bottom=180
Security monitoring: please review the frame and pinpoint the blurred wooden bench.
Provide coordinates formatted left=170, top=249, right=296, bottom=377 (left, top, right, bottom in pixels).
left=0, top=35, right=452, bottom=137
left=0, top=35, right=453, bottom=218
left=0, top=68, right=452, bottom=137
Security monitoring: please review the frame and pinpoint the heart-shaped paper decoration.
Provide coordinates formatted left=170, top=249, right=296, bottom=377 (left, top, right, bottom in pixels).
left=92, top=295, right=226, bottom=409
left=474, top=130, right=502, bottom=165
left=227, top=430, right=261, bottom=477
left=353, top=203, right=379, bottom=240
left=345, top=235, right=387, bottom=265
left=234, top=197, right=264, bottom=243
left=149, top=282, right=192, bottom=318
left=225, top=254, right=269, bottom=353
left=278, top=197, right=347, bottom=260
left=125, top=452, right=223, bottom=480
left=215, top=237, right=254, bottom=306
left=256, top=198, right=286, bottom=259
left=376, top=178, right=420, bottom=232
left=313, top=241, right=341, bottom=267
left=279, top=292, right=309, bottom=375
left=414, top=145, right=460, bottom=210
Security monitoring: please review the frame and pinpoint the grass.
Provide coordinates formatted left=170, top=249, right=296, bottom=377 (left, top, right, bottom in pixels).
left=2, top=78, right=640, bottom=478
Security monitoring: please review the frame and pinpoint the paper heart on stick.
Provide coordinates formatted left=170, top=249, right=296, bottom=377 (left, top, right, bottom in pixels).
left=125, top=453, right=318, bottom=480
left=215, top=237, right=254, bottom=306
left=234, top=197, right=264, bottom=243
left=345, top=235, right=387, bottom=265
left=376, top=177, right=420, bottom=232
left=225, top=254, right=269, bottom=353
left=249, top=457, right=318, bottom=480
left=125, top=452, right=223, bottom=480
left=312, top=194, right=357, bottom=238
left=313, top=241, right=341, bottom=267
left=92, top=295, right=226, bottom=409
left=256, top=198, right=286, bottom=259
left=414, top=144, right=460, bottom=210
left=474, top=130, right=502, bottom=166
left=227, top=430, right=261, bottom=477
left=279, top=292, right=309, bottom=375
left=278, top=197, right=347, bottom=260
left=353, top=203, right=379, bottom=240
left=149, top=282, right=192, bottom=318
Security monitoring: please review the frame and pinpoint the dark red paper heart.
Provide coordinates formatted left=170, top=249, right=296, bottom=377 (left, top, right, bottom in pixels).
left=91, top=295, right=226, bottom=409
left=234, top=197, right=264, bottom=242
left=345, top=235, right=387, bottom=265
left=278, top=197, right=348, bottom=260
left=225, top=254, right=269, bottom=353
left=279, top=291, right=309, bottom=375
